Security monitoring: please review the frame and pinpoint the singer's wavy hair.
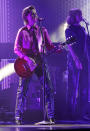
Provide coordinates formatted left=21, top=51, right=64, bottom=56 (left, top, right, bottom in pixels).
left=66, top=8, right=82, bottom=25
left=22, top=5, right=37, bottom=25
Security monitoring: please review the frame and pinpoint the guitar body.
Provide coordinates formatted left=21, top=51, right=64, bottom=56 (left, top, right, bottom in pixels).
left=14, top=58, right=34, bottom=78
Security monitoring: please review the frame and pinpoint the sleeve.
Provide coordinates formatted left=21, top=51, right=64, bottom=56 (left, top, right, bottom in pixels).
left=65, top=28, right=78, bottom=61
left=14, top=28, right=25, bottom=58
left=43, top=27, right=54, bottom=50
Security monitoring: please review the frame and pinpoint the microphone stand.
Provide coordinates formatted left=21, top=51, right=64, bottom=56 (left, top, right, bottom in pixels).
left=85, top=22, right=89, bottom=36
left=83, top=19, right=90, bottom=120
left=35, top=19, right=50, bottom=125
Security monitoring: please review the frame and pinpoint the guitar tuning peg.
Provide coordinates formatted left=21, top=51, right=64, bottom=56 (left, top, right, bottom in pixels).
left=66, top=36, right=73, bottom=41
left=68, top=36, right=71, bottom=39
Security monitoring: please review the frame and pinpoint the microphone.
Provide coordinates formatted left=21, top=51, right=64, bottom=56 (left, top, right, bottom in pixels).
left=82, top=18, right=90, bottom=25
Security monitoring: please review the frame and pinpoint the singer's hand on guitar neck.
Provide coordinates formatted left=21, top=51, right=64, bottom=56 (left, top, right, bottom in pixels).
left=24, top=56, right=37, bottom=71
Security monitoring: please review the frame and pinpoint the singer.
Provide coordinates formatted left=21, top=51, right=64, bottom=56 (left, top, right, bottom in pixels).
left=65, top=8, right=88, bottom=120
left=14, top=5, right=60, bottom=125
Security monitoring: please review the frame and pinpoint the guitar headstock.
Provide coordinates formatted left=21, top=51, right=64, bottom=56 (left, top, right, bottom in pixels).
left=60, top=36, right=76, bottom=47
left=57, top=36, right=77, bottom=50
left=66, top=36, right=76, bottom=45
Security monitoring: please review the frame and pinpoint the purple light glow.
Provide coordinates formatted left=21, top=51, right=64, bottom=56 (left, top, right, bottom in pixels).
left=0, top=59, right=15, bottom=90
left=0, top=0, right=9, bottom=43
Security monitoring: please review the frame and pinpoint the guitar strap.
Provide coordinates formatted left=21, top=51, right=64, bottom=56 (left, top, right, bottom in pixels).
left=32, top=29, right=39, bottom=52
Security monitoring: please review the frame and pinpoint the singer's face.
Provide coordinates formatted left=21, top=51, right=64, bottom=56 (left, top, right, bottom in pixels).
left=26, top=10, right=38, bottom=26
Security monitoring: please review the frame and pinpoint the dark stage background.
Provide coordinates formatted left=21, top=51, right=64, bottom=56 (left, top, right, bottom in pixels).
left=0, top=0, right=90, bottom=123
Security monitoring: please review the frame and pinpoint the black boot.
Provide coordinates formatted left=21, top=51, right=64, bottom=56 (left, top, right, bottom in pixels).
left=15, top=117, right=22, bottom=125
left=49, top=118, right=55, bottom=125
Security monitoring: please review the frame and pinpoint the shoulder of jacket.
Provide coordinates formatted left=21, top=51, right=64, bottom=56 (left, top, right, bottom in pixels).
left=18, top=26, right=27, bottom=33
left=41, top=27, right=48, bottom=34
left=40, top=26, right=46, bottom=30
left=65, top=27, right=71, bottom=32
